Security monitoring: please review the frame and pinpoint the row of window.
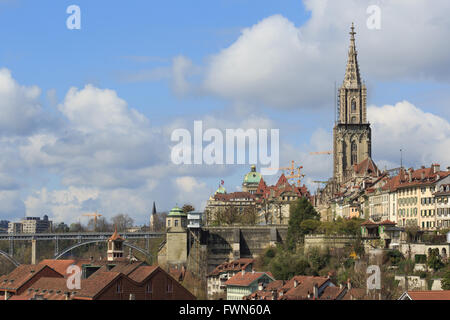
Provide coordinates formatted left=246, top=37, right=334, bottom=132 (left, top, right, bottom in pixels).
left=398, top=208, right=418, bottom=217
left=421, top=197, right=435, bottom=205
left=437, top=208, right=450, bottom=217
left=421, top=209, right=435, bottom=217
left=399, top=197, right=417, bottom=206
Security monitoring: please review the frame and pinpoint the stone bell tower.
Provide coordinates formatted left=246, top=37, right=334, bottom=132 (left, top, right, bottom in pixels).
left=333, top=23, right=372, bottom=184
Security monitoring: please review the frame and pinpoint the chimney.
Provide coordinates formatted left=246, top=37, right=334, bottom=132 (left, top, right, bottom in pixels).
left=313, top=283, right=319, bottom=299
left=447, top=167, right=450, bottom=172
left=347, top=279, right=352, bottom=290
left=339, top=283, right=343, bottom=290
left=408, top=170, right=412, bottom=182
left=258, top=283, right=263, bottom=291
left=293, top=279, right=298, bottom=288
left=432, top=164, right=441, bottom=173
left=421, top=171, right=425, bottom=180
left=64, top=292, right=70, bottom=300
left=241, top=269, right=245, bottom=276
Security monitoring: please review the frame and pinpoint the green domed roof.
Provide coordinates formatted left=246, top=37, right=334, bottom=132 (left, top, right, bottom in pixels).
left=243, top=165, right=262, bottom=184
left=168, top=205, right=186, bottom=217
left=215, top=186, right=227, bottom=194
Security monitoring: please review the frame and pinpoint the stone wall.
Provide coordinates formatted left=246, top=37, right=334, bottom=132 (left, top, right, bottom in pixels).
left=202, top=226, right=288, bottom=273
left=304, top=234, right=356, bottom=252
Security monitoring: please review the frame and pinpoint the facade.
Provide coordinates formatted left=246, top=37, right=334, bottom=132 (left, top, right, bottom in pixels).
left=225, top=270, right=274, bottom=300
left=399, top=291, right=450, bottom=300
left=333, top=24, right=371, bottom=185
left=205, top=166, right=311, bottom=226
left=435, top=176, right=450, bottom=229
left=164, top=206, right=188, bottom=266
left=207, top=258, right=254, bottom=299
left=242, top=165, right=262, bottom=194
left=8, top=215, right=52, bottom=234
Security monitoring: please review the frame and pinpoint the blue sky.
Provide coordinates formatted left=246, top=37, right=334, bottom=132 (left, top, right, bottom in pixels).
left=0, top=0, right=449, bottom=225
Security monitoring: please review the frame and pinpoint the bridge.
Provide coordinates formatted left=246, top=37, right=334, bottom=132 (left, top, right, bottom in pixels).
left=0, top=231, right=165, bottom=266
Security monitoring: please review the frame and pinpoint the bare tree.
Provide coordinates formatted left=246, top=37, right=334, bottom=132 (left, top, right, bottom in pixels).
left=111, top=214, right=134, bottom=231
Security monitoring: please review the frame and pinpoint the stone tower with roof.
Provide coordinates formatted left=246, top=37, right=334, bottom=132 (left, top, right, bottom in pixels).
left=107, top=227, right=125, bottom=261
left=333, top=23, right=372, bottom=184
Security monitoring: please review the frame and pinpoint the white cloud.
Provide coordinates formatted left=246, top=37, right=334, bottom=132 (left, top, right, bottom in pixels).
left=170, top=0, right=450, bottom=109
left=0, top=68, right=46, bottom=136
left=369, top=100, right=450, bottom=168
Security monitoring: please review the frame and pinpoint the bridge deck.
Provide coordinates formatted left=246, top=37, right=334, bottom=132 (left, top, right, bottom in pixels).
left=0, top=232, right=165, bottom=241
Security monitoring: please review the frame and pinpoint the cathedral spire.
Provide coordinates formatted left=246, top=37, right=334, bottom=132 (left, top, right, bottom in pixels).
left=343, top=23, right=361, bottom=88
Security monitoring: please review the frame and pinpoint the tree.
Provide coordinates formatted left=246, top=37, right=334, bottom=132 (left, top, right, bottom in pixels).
left=87, top=217, right=112, bottom=232
left=69, top=222, right=85, bottom=232
left=240, top=205, right=258, bottom=225
left=427, top=248, right=444, bottom=271
left=54, top=222, right=69, bottom=233
left=286, top=197, right=320, bottom=251
left=111, top=214, right=134, bottom=231
left=300, top=219, right=321, bottom=235
left=441, top=268, right=450, bottom=290
left=182, top=204, right=195, bottom=213
left=269, top=250, right=312, bottom=280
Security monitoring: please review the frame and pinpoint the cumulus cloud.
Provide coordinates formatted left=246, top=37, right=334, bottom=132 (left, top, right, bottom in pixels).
left=369, top=101, right=450, bottom=168
left=168, top=0, right=450, bottom=109
left=0, top=68, right=48, bottom=136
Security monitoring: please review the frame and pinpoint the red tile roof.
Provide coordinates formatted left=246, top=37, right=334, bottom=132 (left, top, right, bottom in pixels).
left=38, top=259, right=76, bottom=276
left=0, top=264, right=62, bottom=292
left=404, top=290, right=450, bottom=300
left=208, top=259, right=255, bottom=276
left=128, top=266, right=158, bottom=283
left=225, top=271, right=274, bottom=287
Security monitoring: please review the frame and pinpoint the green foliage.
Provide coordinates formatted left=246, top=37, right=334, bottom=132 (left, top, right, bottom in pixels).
left=414, top=254, right=427, bottom=264
left=427, top=248, right=445, bottom=271
left=286, top=197, right=319, bottom=251
left=300, top=219, right=321, bottom=235
left=317, top=217, right=363, bottom=236
left=441, top=268, right=450, bottom=290
left=306, top=247, right=330, bottom=274
left=384, top=250, right=404, bottom=266
left=268, top=250, right=312, bottom=280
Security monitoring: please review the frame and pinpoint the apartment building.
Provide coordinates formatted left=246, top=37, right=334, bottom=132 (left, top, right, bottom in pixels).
left=8, top=215, right=52, bottom=234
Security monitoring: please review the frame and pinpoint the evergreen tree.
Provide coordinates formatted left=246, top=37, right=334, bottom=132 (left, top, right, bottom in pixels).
left=286, top=197, right=320, bottom=251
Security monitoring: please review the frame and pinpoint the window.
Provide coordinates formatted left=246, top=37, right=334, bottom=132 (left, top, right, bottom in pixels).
left=351, top=99, right=357, bottom=112
left=117, top=281, right=122, bottom=293
left=175, top=219, right=179, bottom=227
left=351, top=142, right=358, bottom=165
left=167, top=279, right=173, bottom=293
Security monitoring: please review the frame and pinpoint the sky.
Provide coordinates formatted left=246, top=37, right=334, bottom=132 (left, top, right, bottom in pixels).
left=0, top=0, right=449, bottom=225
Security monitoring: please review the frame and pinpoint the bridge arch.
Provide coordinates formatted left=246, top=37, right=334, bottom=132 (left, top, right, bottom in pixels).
left=54, top=240, right=154, bottom=261
left=0, top=250, right=21, bottom=267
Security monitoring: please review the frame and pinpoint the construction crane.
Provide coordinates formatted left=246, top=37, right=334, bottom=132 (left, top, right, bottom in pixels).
left=82, top=212, right=103, bottom=231
left=267, top=160, right=297, bottom=176
left=309, top=151, right=332, bottom=155
left=286, top=166, right=305, bottom=187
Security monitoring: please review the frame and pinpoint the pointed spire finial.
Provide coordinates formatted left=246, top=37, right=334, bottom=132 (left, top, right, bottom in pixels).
left=350, top=22, right=356, bottom=41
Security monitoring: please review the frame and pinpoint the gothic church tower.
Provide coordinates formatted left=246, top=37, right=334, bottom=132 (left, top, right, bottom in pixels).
left=333, top=23, right=372, bottom=183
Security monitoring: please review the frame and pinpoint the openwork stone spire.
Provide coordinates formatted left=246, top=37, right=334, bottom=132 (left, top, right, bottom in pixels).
left=343, top=23, right=362, bottom=89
